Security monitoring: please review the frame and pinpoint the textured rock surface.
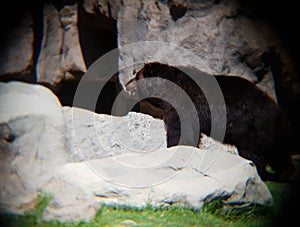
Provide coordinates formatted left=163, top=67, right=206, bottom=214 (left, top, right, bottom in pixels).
left=37, top=4, right=64, bottom=88
left=37, top=3, right=86, bottom=90
left=199, top=134, right=238, bottom=155
left=0, top=81, right=166, bottom=220
left=116, top=0, right=299, bottom=101
left=43, top=174, right=100, bottom=222
left=44, top=146, right=272, bottom=222
left=0, top=0, right=298, bottom=106
left=0, top=14, right=34, bottom=80
left=83, top=0, right=121, bottom=20
left=0, top=81, right=68, bottom=214
left=60, top=4, right=87, bottom=80
left=63, top=106, right=167, bottom=161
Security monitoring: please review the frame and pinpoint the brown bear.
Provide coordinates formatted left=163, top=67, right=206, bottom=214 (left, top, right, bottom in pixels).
left=126, top=62, right=295, bottom=182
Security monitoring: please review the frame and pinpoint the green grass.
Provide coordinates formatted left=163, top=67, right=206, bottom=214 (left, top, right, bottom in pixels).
left=0, top=182, right=294, bottom=227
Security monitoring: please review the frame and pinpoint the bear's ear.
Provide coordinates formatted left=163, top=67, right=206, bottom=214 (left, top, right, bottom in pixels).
left=124, top=78, right=138, bottom=97
left=136, top=68, right=144, bottom=79
left=144, top=62, right=154, bottom=68
left=145, top=61, right=161, bottom=68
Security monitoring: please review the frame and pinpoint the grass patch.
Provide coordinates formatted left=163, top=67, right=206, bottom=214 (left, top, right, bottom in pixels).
left=0, top=193, right=53, bottom=227
left=27, top=193, right=53, bottom=222
left=0, top=182, right=295, bottom=227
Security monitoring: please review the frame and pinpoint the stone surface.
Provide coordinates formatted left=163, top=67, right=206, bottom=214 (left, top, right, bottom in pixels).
left=43, top=175, right=100, bottom=222
left=37, top=4, right=64, bottom=89
left=63, top=106, right=167, bottom=161
left=37, top=3, right=86, bottom=90
left=116, top=0, right=299, bottom=101
left=60, top=4, right=87, bottom=80
left=83, top=0, right=122, bottom=20
left=44, top=146, right=272, bottom=221
left=0, top=81, right=68, bottom=214
left=0, top=14, right=34, bottom=79
left=199, top=134, right=238, bottom=155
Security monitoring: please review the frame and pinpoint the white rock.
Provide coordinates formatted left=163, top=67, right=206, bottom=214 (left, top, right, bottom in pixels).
left=63, top=106, right=167, bottom=161
left=199, top=134, right=238, bottom=155
left=43, top=176, right=99, bottom=222
left=0, top=81, right=62, bottom=122
left=0, top=81, right=68, bottom=214
left=45, top=146, right=272, bottom=219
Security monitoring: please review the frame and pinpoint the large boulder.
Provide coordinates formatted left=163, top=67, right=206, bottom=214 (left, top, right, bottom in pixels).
left=0, top=81, right=167, bottom=220
left=0, top=81, right=68, bottom=214
left=63, top=106, right=167, bottom=161
left=43, top=145, right=272, bottom=222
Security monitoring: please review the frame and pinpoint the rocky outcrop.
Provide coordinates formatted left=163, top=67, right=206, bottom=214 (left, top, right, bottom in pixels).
left=0, top=2, right=86, bottom=92
left=61, top=4, right=87, bottom=80
left=0, top=0, right=299, bottom=108
left=116, top=0, right=298, bottom=101
left=0, top=81, right=68, bottom=214
left=0, top=81, right=273, bottom=222
left=0, top=14, right=34, bottom=81
left=37, top=4, right=65, bottom=89
left=43, top=145, right=272, bottom=222
left=83, top=0, right=121, bottom=20
left=37, top=3, right=86, bottom=90
left=63, top=106, right=167, bottom=161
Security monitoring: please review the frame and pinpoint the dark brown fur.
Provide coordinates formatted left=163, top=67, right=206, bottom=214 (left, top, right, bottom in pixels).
left=128, top=62, right=294, bottom=182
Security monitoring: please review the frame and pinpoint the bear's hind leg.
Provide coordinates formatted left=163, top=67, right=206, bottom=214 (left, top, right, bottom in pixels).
left=238, top=148, right=277, bottom=181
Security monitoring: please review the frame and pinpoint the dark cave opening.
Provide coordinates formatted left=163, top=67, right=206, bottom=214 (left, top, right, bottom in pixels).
left=57, top=2, right=126, bottom=115
left=58, top=77, right=122, bottom=115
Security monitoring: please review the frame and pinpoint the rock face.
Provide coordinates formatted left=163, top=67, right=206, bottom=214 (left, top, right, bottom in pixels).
left=37, top=3, right=86, bottom=90
left=116, top=0, right=299, bottom=102
left=60, top=4, right=87, bottom=80
left=83, top=0, right=121, bottom=20
left=0, top=0, right=298, bottom=102
left=63, top=106, right=167, bottom=161
left=0, top=81, right=273, bottom=222
left=0, top=2, right=86, bottom=92
left=43, top=146, right=272, bottom=222
left=0, top=81, right=68, bottom=214
left=37, top=4, right=64, bottom=88
left=0, top=0, right=299, bottom=120
left=0, top=14, right=34, bottom=80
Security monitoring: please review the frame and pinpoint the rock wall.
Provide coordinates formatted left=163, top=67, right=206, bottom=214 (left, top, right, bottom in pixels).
left=0, top=14, right=34, bottom=81
left=1, top=0, right=299, bottom=131
left=37, top=3, right=86, bottom=91
left=117, top=0, right=300, bottom=102
left=0, top=2, right=86, bottom=93
left=0, top=81, right=68, bottom=214
left=0, top=0, right=299, bottom=102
